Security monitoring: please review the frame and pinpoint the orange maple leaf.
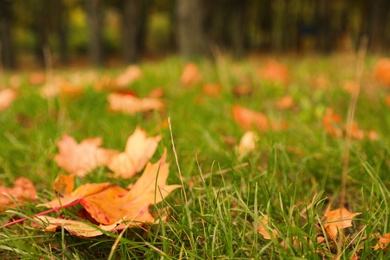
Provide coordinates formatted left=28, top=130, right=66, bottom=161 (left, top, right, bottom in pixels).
left=257, top=60, right=290, bottom=85
left=323, top=206, right=361, bottom=241
left=374, top=58, right=390, bottom=87
left=373, top=233, right=390, bottom=251
left=0, top=88, right=17, bottom=111
left=55, top=135, right=117, bottom=177
left=232, top=105, right=286, bottom=131
left=275, top=95, right=294, bottom=110
left=108, top=127, right=161, bottom=178
left=107, top=92, right=164, bottom=114
left=115, top=65, right=142, bottom=88
left=257, top=214, right=278, bottom=240
left=181, top=63, right=202, bottom=87
left=0, top=177, right=37, bottom=209
left=39, top=151, right=180, bottom=229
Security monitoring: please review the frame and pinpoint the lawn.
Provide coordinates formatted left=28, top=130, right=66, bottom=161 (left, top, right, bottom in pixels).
left=0, top=53, right=389, bottom=259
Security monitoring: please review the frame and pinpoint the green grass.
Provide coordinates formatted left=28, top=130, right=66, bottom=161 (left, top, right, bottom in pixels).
left=0, top=54, right=389, bottom=259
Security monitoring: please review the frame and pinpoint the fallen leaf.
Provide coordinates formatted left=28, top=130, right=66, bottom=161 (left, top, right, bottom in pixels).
left=38, top=151, right=180, bottom=233
left=53, top=174, right=75, bottom=197
left=385, top=95, right=390, bottom=107
left=257, top=60, right=290, bottom=85
left=201, top=83, right=222, bottom=97
left=108, top=127, right=161, bottom=178
left=237, top=131, right=258, bottom=158
left=322, top=108, right=343, bottom=138
left=0, top=88, right=17, bottom=111
left=342, top=80, right=359, bottom=95
left=311, top=74, right=330, bottom=89
left=0, top=178, right=37, bottom=209
left=28, top=72, right=46, bottom=86
left=374, top=58, right=390, bottom=87
left=115, top=65, right=142, bottom=88
left=232, top=84, right=253, bottom=97
left=232, top=105, right=286, bottom=131
left=55, top=135, right=117, bottom=177
left=323, top=207, right=361, bottom=241
left=275, top=95, right=294, bottom=110
left=107, top=92, right=164, bottom=114
left=257, top=215, right=278, bottom=240
left=181, top=63, right=202, bottom=87
left=373, top=233, right=390, bottom=251
left=33, top=216, right=118, bottom=238
left=148, top=87, right=165, bottom=98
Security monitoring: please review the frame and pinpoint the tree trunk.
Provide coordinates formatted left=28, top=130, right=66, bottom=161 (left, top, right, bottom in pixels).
left=57, top=1, right=69, bottom=65
left=86, top=0, right=104, bottom=66
left=0, top=0, right=15, bottom=70
left=120, top=0, right=140, bottom=63
left=368, top=0, right=389, bottom=52
left=176, top=0, right=206, bottom=57
left=230, top=0, right=247, bottom=57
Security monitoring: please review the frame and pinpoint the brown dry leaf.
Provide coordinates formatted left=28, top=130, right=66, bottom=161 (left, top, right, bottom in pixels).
left=237, top=131, right=258, bottom=158
left=115, top=65, right=142, bottom=88
left=181, top=63, right=202, bottom=87
left=107, top=92, right=164, bottom=115
left=322, top=108, right=343, bottom=138
left=38, top=151, right=180, bottom=235
left=108, top=127, right=161, bottom=178
left=311, top=74, right=330, bottom=89
left=40, top=77, right=84, bottom=98
left=201, top=83, right=222, bottom=97
left=374, top=58, right=390, bottom=87
left=0, top=177, right=37, bottom=209
left=232, top=105, right=286, bottom=131
left=257, top=60, right=290, bottom=85
left=53, top=174, right=75, bottom=197
left=275, top=95, right=294, bottom=110
left=373, top=233, right=390, bottom=251
left=33, top=216, right=118, bottom=238
left=0, top=88, right=17, bottom=111
left=323, top=206, right=361, bottom=241
left=55, top=135, right=117, bottom=177
left=257, top=215, right=278, bottom=240
left=232, top=84, right=253, bottom=97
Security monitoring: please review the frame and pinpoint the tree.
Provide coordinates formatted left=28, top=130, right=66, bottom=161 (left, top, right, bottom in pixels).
left=86, top=0, right=105, bottom=66
left=0, top=0, right=15, bottom=69
left=176, top=0, right=207, bottom=57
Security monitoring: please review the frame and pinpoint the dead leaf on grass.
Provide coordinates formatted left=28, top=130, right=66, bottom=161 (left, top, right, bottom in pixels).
left=233, top=105, right=287, bottom=131
left=373, top=233, right=390, bottom=251
left=37, top=151, right=180, bottom=236
left=257, top=60, right=290, bottom=85
left=181, top=63, right=202, bottom=87
left=275, top=95, right=294, bottom=110
left=107, top=92, right=164, bottom=114
left=257, top=214, right=278, bottom=240
left=374, top=58, right=390, bottom=87
left=0, top=88, right=17, bottom=111
left=108, top=127, right=161, bottom=178
left=323, top=206, right=361, bottom=241
left=55, top=135, right=117, bottom=177
left=0, top=178, right=37, bottom=209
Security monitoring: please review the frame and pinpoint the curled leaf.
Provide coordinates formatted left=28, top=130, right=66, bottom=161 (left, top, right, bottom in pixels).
left=107, top=92, right=164, bottom=115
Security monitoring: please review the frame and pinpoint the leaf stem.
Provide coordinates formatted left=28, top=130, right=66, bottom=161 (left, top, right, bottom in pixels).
left=0, top=199, right=81, bottom=229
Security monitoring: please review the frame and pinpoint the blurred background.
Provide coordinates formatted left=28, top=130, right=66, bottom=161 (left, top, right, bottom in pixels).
left=0, top=0, right=389, bottom=69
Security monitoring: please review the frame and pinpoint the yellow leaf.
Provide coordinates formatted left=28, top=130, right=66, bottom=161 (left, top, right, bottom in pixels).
left=33, top=216, right=117, bottom=238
